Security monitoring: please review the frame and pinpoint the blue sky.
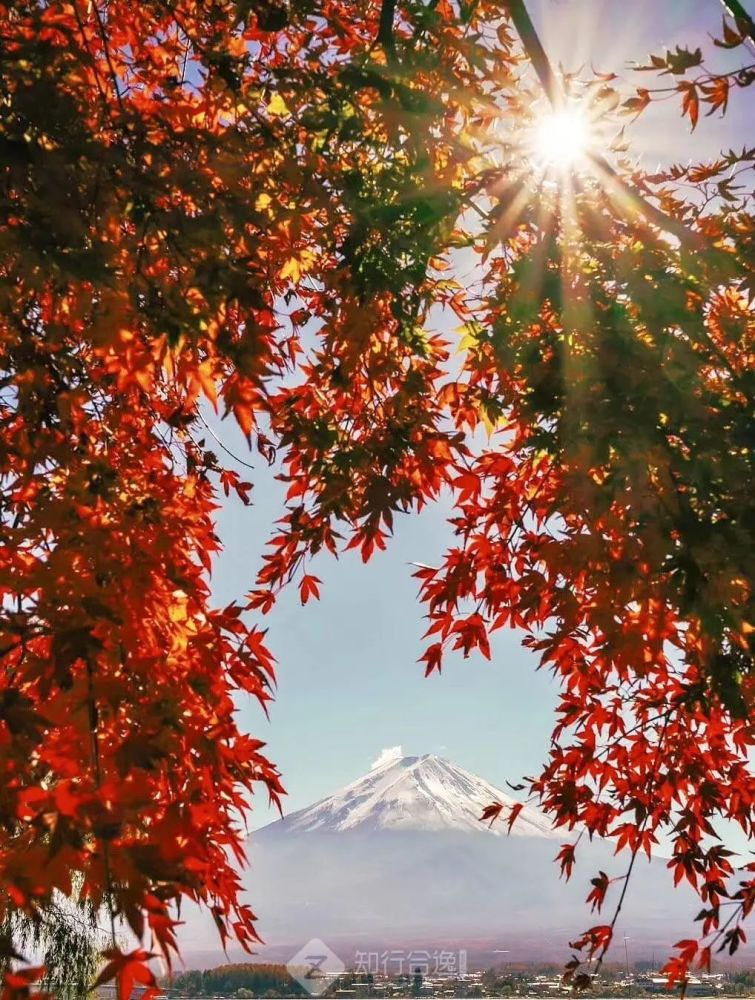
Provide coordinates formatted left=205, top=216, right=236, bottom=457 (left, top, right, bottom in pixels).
left=209, top=0, right=754, bottom=830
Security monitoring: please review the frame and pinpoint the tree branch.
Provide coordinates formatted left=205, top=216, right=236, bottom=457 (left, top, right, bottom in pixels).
left=505, top=0, right=560, bottom=105
left=504, top=0, right=720, bottom=255
left=377, top=0, right=398, bottom=63
left=720, top=0, right=755, bottom=52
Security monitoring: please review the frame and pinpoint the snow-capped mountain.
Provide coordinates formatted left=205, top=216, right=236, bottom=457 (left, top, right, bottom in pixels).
left=262, top=753, right=559, bottom=838
left=178, top=753, right=707, bottom=968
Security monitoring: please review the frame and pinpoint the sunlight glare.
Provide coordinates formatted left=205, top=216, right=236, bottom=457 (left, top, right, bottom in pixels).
left=533, top=107, right=591, bottom=171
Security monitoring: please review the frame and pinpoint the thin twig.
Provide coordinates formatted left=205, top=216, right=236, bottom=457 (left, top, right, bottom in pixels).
left=196, top=410, right=256, bottom=471
left=593, top=712, right=672, bottom=974
left=88, top=0, right=129, bottom=119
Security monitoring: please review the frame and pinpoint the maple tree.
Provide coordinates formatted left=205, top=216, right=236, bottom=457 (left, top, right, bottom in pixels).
left=0, top=0, right=753, bottom=995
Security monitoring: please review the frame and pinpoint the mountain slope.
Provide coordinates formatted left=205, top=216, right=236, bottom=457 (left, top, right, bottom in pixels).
left=178, top=754, right=705, bottom=967
left=258, top=753, right=560, bottom=838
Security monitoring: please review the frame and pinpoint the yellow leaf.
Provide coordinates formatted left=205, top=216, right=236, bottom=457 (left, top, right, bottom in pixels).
left=280, top=249, right=316, bottom=283
left=456, top=321, right=482, bottom=353
left=255, top=192, right=272, bottom=212
left=280, top=257, right=301, bottom=283
left=197, top=359, right=218, bottom=409
left=267, top=94, right=289, bottom=118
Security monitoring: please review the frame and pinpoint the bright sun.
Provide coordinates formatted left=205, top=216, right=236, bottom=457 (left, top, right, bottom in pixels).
left=532, top=107, right=591, bottom=171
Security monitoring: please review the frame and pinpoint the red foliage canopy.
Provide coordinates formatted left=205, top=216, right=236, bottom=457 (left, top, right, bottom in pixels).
left=0, top=0, right=753, bottom=995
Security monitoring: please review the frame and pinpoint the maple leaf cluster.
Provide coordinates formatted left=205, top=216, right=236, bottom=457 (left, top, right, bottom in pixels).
left=0, top=0, right=753, bottom=995
left=0, top=1, right=296, bottom=994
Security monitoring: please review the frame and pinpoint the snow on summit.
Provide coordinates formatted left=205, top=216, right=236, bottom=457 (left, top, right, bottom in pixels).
left=261, top=753, right=560, bottom=837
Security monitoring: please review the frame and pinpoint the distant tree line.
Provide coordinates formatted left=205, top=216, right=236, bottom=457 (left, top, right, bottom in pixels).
left=165, top=962, right=306, bottom=997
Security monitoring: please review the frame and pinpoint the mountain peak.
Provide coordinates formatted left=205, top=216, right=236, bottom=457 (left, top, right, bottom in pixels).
left=258, top=753, right=561, bottom=839
left=374, top=752, right=440, bottom=770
